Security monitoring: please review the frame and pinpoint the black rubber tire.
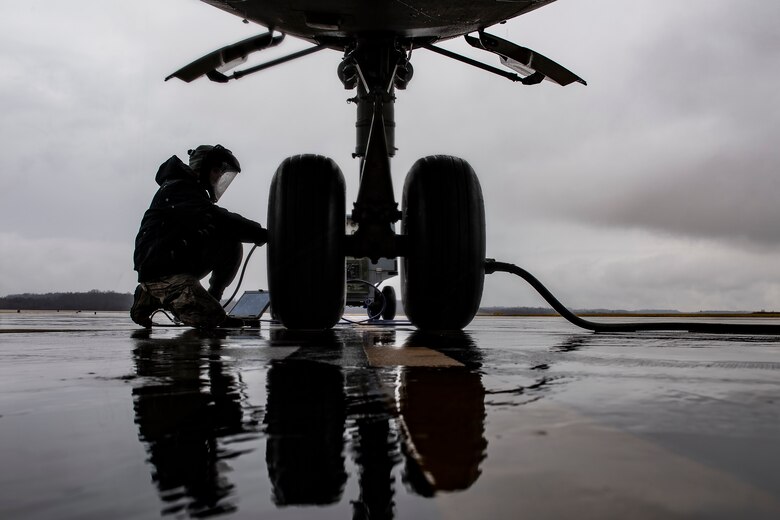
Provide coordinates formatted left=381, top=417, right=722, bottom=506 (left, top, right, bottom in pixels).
left=381, top=286, right=397, bottom=320
left=402, top=155, right=485, bottom=330
left=366, top=286, right=396, bottom=320
left=267, top=155, right=346, bottom=330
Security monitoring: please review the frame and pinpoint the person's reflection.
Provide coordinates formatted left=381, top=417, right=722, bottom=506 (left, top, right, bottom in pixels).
left=398, top=331, right=487, bottom=495
left=264, top=330, right=348, bottom=506
left=131, top=329, right=259, bottom=517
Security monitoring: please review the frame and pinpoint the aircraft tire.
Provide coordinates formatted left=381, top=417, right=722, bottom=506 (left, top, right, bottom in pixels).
left=366, top=285, right=397, bottom=320
left=366, top=290, right=382, bottom=320
left=381, top=286, right=397, bottom=320
left=402, top=155, right=485, bottom=330
left=267, top=155, right=346, bottom=330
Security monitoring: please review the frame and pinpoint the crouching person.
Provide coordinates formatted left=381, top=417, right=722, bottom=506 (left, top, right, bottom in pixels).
left=131, top=144, right=267, bottom=329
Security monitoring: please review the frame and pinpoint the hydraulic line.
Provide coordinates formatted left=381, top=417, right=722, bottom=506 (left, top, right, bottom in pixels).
left=485, top=259, right=780, bottom=335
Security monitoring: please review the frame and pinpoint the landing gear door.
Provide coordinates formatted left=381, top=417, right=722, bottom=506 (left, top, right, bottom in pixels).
left=465, top=31, right=586, bottom=86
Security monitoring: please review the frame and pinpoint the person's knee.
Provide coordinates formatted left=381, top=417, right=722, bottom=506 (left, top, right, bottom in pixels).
left=207, top=239, right=243, bottom=299
left=220, top=239, right=243, bottom=271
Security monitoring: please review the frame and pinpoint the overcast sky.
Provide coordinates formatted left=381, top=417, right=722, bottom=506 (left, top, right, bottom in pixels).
left=2, top=0, right=779, bottom=312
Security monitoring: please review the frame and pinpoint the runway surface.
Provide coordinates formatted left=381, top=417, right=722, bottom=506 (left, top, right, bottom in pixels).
left=1, top=312, right=779, bottom=519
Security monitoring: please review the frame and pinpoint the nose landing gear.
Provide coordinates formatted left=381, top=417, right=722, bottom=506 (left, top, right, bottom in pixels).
left=267, top=39, right=485, bottom=330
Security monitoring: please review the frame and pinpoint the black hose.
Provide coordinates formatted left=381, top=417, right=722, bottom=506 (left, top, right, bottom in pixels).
left=485, top=259, right=780, bottom=334
left=341, top=279, right=386, bottom=324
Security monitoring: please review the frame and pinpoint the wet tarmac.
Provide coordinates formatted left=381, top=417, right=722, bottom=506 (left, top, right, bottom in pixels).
left=1, top=311, right=779, bottom=519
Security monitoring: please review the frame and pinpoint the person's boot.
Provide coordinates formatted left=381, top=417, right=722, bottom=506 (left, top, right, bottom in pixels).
left=130, top=284, right=160, bottom=328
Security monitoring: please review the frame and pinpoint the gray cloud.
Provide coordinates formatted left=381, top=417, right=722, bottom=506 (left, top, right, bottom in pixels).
left=564, top=143, right=780, bottom=247
left=1, top=0, right=779, bottom=312
left=521, top=1, right=780, bottom=247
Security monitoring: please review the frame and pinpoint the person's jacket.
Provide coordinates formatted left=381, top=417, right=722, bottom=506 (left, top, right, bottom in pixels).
left=134, top=156, right=266, bottom=282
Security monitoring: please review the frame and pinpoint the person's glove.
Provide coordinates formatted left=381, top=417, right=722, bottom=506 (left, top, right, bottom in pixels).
left=254, top=228, right=268, bottom=247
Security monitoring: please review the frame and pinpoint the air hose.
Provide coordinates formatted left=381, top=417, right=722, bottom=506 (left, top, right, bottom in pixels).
left=153, top=252, right=780, bottom=334
left=484, top=259, right=780, bottom=334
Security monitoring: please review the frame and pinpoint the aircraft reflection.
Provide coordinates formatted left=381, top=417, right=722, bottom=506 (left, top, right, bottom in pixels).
left=398, top=331, right=487, bottom=496
left=131, top=327, right=487, bottom=519
left=264, top=330, right=348, bottom=505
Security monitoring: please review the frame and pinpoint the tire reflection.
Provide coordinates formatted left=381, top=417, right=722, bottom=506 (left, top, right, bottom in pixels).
left=398, top=331, right=487, bottom=495
left=264, top=330, right=347, bottom=505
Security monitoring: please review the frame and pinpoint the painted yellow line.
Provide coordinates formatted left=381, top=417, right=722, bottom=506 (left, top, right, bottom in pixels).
left=363, top=345, right=464, bottom=367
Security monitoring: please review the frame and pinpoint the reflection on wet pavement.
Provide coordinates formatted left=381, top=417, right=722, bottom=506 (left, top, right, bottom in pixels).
left=264, top=341, right=347, bottom=506
left=131, top=330, right=261, bottom=516
left=398, top=332, right=486, bottom=496
left=127, top=327, right=489, bottom=519
left=2, top=314, right=780, bottom=518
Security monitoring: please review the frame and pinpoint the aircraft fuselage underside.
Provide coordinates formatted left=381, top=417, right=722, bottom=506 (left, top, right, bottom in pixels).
left=202, top=0, right=555, bottom=43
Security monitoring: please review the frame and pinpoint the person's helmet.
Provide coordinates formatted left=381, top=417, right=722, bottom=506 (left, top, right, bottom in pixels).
left=188, top=144, right=241, bottom=202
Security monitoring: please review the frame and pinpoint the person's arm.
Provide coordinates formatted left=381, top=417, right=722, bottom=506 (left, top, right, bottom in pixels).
left=212, top=205, right=267, bottom=245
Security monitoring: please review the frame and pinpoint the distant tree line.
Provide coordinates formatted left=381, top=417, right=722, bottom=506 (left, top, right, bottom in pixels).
left=478, top=306, right=684, bottom=316
left=0, top=290, right=133, bottom=311
left=479, top=306, right=557, bottom=316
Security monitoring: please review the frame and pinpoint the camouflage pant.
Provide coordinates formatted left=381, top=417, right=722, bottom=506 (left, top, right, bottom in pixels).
left=140, top=274, right=226, bottom=329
